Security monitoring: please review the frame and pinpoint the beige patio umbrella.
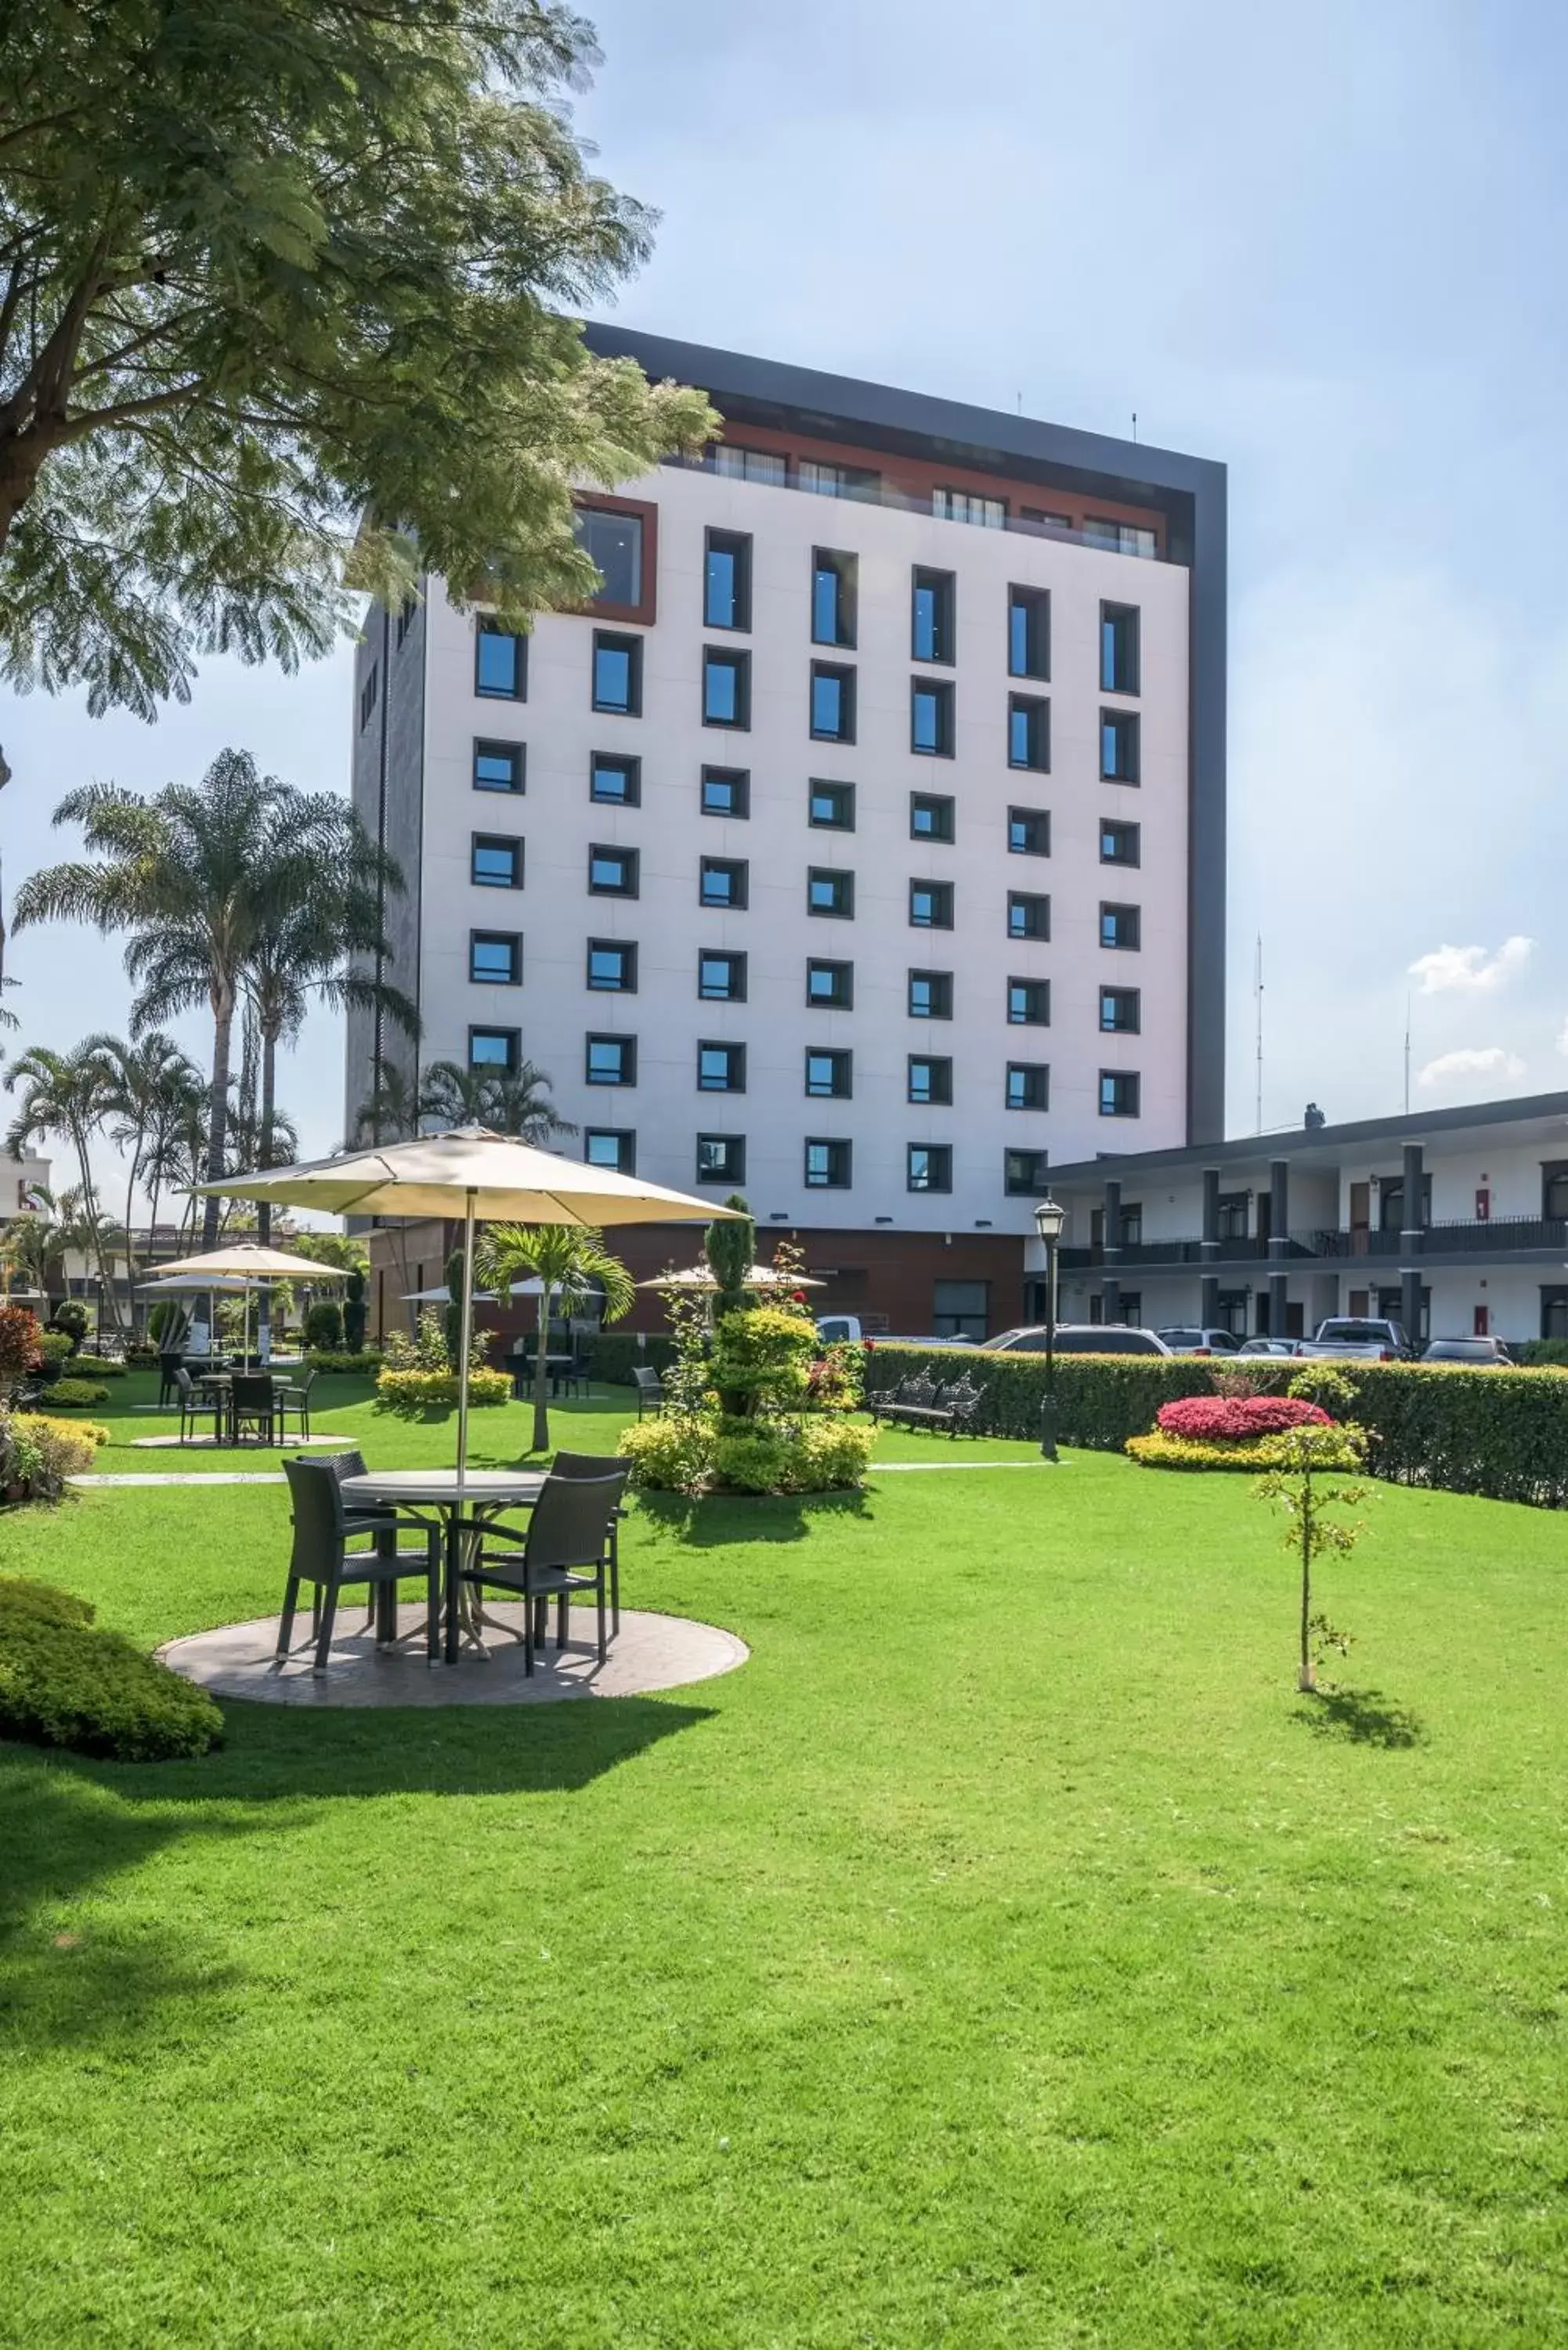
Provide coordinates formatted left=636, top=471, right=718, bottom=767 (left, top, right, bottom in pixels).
left=637, top=1264, right=824, bottom=1289
left=143, top=1241, right=350, bottom=1363
left=200, top=1126, right=741, bottom=1478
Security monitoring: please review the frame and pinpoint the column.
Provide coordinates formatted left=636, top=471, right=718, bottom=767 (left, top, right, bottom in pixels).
left=1400, top=1144, right=1425, bottom=1342
left=1101, top=1179, right=1122, bottom=1324
left=1268, top=1157, right=1290, bottom=1336
left=1200, top=1166, right=1221, bottom=1325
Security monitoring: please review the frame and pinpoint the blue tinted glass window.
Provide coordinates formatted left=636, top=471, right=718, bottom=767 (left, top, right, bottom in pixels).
left=811, top=671, right=841, bottom=736
left=594, top=642, right=633, bottom=711
left=474, top=741, right=522, bottom=793
left=471, top=837, right=519, bottom=888
left=476, top=625, right=522, bottom=698
left=468, top=1028, right=517, bottom=1070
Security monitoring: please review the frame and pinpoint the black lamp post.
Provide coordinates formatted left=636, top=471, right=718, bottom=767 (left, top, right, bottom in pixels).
left=1033, top=1193, right=1064, bottom=1462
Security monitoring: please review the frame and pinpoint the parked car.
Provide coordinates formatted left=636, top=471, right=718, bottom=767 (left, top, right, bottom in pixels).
left=816, top=1315, right=974, bottom=1347
left=981, top=1325, right=1173, bottom=1358
left=1157, top=1326, right=1241, bottom=1357
left=1237, top=1337, right=1301, bottom=1358
left=1295, top=1317, right=1414, bottom=1362
left=1421, top=1336, right=1516, bottom=1367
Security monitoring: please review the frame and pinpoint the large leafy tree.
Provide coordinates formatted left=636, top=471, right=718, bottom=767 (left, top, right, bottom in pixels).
left=87, top=1027, right=204, bottom=1291
left=479, top=1220, right=632, bottom=1453
left=0, top=1, right=714, bottom=767
left=418, top=1057, right=571, bottom=1141
left=2, top=1042, right=121, bottom=1322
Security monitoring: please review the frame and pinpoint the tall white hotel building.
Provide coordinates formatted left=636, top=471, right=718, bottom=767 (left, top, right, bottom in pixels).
left=348, top=329, right=1227, bottom=1340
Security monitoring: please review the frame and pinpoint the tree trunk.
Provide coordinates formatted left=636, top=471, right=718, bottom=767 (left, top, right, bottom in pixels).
left=1298, top=1509, right=1314, bottom=1692
left=256, top=1025, right=277, bottom=1361
left=122, top=1142, right=141, bottom=1336
left=71, top=1115, right=123, bottom=1334
left=531, top=1283, right=552, bottom=1455
left=201, top=985, right=235, bottom=1250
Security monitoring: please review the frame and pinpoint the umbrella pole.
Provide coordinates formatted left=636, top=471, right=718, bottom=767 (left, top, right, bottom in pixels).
left=456, top=1189, right=476, bottom=1483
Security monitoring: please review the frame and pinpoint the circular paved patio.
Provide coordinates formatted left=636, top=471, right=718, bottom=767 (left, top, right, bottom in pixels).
left=159, top=1603, right=749, bottom=1708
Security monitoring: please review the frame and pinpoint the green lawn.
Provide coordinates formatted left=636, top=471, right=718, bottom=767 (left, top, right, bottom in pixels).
left=2, top=1392, right=1567, bottom=2345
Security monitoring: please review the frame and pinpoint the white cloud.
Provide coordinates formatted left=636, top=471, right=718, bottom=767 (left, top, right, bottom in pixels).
left=1417, top=1047, right=1527, bottom=1089
left=1407, top=936, right=1534, bottom=994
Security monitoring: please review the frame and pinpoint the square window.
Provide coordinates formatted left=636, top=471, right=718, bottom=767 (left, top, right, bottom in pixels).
left=586, top=940, right=638, bottom=993
left=474, top=739, right=523, bottom=794
left=471, top=833, right=522, bottom=889
left=591, top=753, right=640, bottom=806
left=1100, top=1069, right=1140, bottom=1118
left=811, top=663, right=856, bottom=742
left=1008, top=693, right=1050, bottom=772
left=812, top=550, right=858, bottom=647
left=584, top=1129, right=635, bottom=1174
left=699, top=950, right=746, bottom=1002
left=1100, top=819, right=1140, bottom=866
left=909, top=879, right=954, bottom=930
left=576, top=506, right=643, bottom=608
left=805, top=1048, right=852, bottom=1099
left=907, top=1055, right=953, bottom=1106
left=808, top=867, right=854, bottom=918
left=1008, top=807, right=1049, bottom=856
left=1100, top=987, right=1140, bottom=1034
left=910, top=793, right=955, bottom=844
left=1101, top=602, right=1140, bottom=694
left=468, top=1025, right=518, bottom=1072
left=698, top=1041, right=746, bottom=1093
left=704, top=530, right=752, bottom=630
left=804, top=1137, right=852, bottom=1188
left=588, top=844, right=639, bottom=898
left=1008, top=891, right=1050, bottom=942
left=1101, top=708, right=1140, bottom=783
left=1006, top=1062, right=1049, bottom=1111
left=911, top=678, right=954, bottom=756
left=697, top=1134, right=746, bottom=1184
left=1101, top=902, right=1140, bottom=950
left=1007, top=978, right=1050, bottom=1025
left=1009, top=586, right=1050, bottom=680
left=907, top=1144, right=952, bottom=1195
left=908, top=968, right=952, bottom=1020
left=475, top=620, right=526, bottom=700
left=933, top=486, right=1006, bottom=527
left=700, top=857, right=749, bottom=909
left=809, top=779, right=855, bottom=830
left=1004, top=1148, right=1051, bottom=1196
left=807, top=959, right=853, bottom=1010
left=912, top=568, right=955, bottom=663
left=469, top=930, right=520, bottom=985
left=702, top=766, right=750, bottom=818
left=586, top=1034, right=637, bottom=1086
left=703, top=646, right=751, bottom=728
left=592, top=631, right=641, bottom=715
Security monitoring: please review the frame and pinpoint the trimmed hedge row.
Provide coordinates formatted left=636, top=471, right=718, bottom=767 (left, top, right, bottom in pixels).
left=0, top=1577, right=223, bottom=1761
left=587, top=1333, right=677, bottom=1386
left=865, top=1345, right=1210, bottom=1448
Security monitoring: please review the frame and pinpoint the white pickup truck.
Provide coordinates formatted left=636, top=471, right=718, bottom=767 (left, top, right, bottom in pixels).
left=1294, top=1317, right=1414, bottom=1362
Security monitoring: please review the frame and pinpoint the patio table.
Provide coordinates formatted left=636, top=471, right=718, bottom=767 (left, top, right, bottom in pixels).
left=339, top=1469, right=546, bottom=1664
left=193, top=1368, right=295, bottom=1445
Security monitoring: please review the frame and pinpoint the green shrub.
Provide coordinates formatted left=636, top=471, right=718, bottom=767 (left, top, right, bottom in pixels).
left=49, top=1301, right=88, bottom=1350
left=303, top=1349, right=383, bottom=1376
left=1126, top=1427, right=1365, bottom=1473
left=342, top=1267, right=368, bottom=1354
left=72, top=1352, right=126, bottom=1376
left=124, top=1340, right=160, bottom=1367
left=303, top=1298, right=344, bottom=1351
left=0, top=1579, right=222, bottom=1761
left=146, top=1300, right=181, bottom=1348
left=32, top=1329, right=73, bottom=1386
left=587, top=1332, right=676, bottom=1386
left=620, top=1412, right=717, bottom=1495
left=47, top=1377, right=110, bottom=1408
left=0, top=1303, right=42, bottom=1400
left=374, top=1365, right=511, bottom=1417
left=865, top=1344, right=1209, bottom=1448
left=1514, top=1340, right=1568, bottom=1367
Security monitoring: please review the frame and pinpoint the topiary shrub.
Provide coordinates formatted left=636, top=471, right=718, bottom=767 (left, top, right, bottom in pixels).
left=1126, top=1427, right=1364, bottom=1473
left=1155, top=1395, right=1329, bottom=1441
left=0, top=1578, right=222, bottom=1761
left=46, top=1377, right=110, bottom=1408
left=303, top=1298, right=344, bottom=1352
left=303, top=1349, right=384, bottom=1375
left=620, top=1411, right=717, bottom=1495
left=49, top=1301, right=89, bottom=1351
left=342, top=1267, right=368, bottom=1353
left=31, top=1329, right=73, bottom=1386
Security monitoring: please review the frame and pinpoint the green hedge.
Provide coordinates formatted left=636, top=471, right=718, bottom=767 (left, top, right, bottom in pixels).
left=1515, top=1340, right=1568, bottom=1367
left=587, top=1332, right=677, bottom=1386
left=0, top=1577, right=223, bottom=1761
left=865, top=1344, right=1210, bottom=1448
left=303, top=1350, right=383, bottom=1376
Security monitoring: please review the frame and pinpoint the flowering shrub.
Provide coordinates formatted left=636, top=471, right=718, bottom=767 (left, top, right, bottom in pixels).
left=374, top=1365, right=510, bottom=1417
left=1155, top=1394, right=1331, bottom=1442
left=1128, top=1426, right=1364, bottom=1473
left=0, top=1304, right=41, bottom=1401
left=2, top=1410, right=106, bottom=1499
left=807, top=1341, right=864, bottom=1411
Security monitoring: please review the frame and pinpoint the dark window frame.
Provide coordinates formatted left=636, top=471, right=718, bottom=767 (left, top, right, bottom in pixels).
left=699, top=855, right=750, bottom=910
left=473, top=738, right=524, bottom=795
left=1008, top=584, right=1050, bottom=681
left=911, top=677, right=955, bottom=757
left=806, top=959, right=854, bottom=1010
left=586, top=938, right=638, bottom=994
left=811, top=548, right=858, bottom=649
left=1100, top=818, right=1141, bottom=867
left=696, top=1039, right=747, bottom=1094
left=1008, top=692, right=1050, bottom=773
left=587, top=843, right=640, bottom=899
left=583, top=1127, right=636, bottom=1174
left=1101, top=707, right=1140, bottom=783
left=701, top=765, right=750, bottom=819
left=909, top=878, right=954, bottom=931
left=906, top=1142, right=953, bottom=1195
left=1007, top=890, right=1050, bottom=942
left=911, top=567, right=956, bottom=664
left=1101, top=902, right=1142, bottom=951
left=703, top=645, right=752, bottom=730
left=810, top=661, right=857, bottom=743
left=698, top=949, right=747, bottom=1003
left=590, top=751, right=641, bottom=806
left=475, top=618, right=526, bottom=701
left=1007, top=977, right=1051, bottom=1027
left=907, top=1054, right=953, bottom=1107
left=471, top=833, right=523, bottom=890
left=468, top=1024, right=519, bottom=1073
left=703, top=527, right=753, bottom=631
left=591, top=629, right=643, bottom=717
left=1004, top=1148, right=1052, bottom=1197
left=1008, top=807, right=1050, bottom=857
left=1006, top=1061, right=1050, bottom=1112
left=908, top=968, right=953, bottom=1021
left=1100, top=1068, right=1141, bottom=1119
left=809, top=779, right=856, bottom=831
left=585, top=1033, right=638, bottom=1087
left=804, top=1047, right=852, bottom=1100
left=571, top=494, right=657, bottom=626
left=807, top=866, right=855, bottom=920
left=468, top=928, right=522, bottom=986
left=1100, top=986, right=1140, bottom=1035
left=909, top=793, right=956, bottom=844
left=804, top=1137, right=853, bottom=1190
left=1100, top=601, right=1141, bottom=696
left=696, top=1133, right=746, bottom=1185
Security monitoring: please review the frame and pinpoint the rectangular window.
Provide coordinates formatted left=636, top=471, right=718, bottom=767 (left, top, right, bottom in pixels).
left=700, top=857, right=748, bottom=909
left=908, top=969, right=953, bottom=1020
left=804, top=1138, right=852, bottom=1189
left=703, top=646, right=750, bottom=729
left=805, top=1048, right=852, bottom=1099
left=359, top=667, right=378, bottom=732
left=934, top=1278, right=989, bottom=1342
left=1008, top=586, right=1050, bottom=680
left=811, top=663, right=856, bottom=742
left=1100, top=818, right=1140, bottom=866
left=468, top=1025, right=518, bottom=1072
left=696, top=1134, right=746, bottom=1184
left=910, top=793, right=955, bottom=844
left=712, top=443, right=786, bottom=486
left=474, top=739, right=523, bottom=794
left=476, top=620, right=526, bottom=700
left=704, top=530, right=752, bottom=630
left=1086, top=518, right=1157, bottom=557
left=1100, top=1069, right=1141, bottom=1119
left=590, top=752, right=639, bottom=806
left=1006, top=1062, right=1049, bottom=1111
left=586, top=940, right=638, bottom=993
left=586, top=1035, right=637, bottom=1086
left=701, top=766, right=750, bottom=818
left=1008, top=891, right=1050, bottom=942
left=697, top=1041, right=746, bottom=1093
left=800, top=460, right=880, bottom=501
left=588, top=844, right=639, bottom=898
left=1100, top=986, right=1140, bottom=1034
left=911, top=568, right=955, bottom=663
left=911, top=679, right=954, bottom=756
left=1101, top=708, right=1140, bottom=782
left=933, top=486, right=1006, bottom=527
left=907, top=1055, right=953, bottom=1107
left=583, top=1128, right=635, bottom=1174
left=469, top=930, right=521, bottom=985
left=907, top=1144, right=952, bottom=1195
left=1008, top=694, right=1050, bottom=772
left=909, top=879, right=954, bottom=930
left=811, top=549, right=857, bottom=647
left=1217, top=1192, right=1249, bottom=1241
left=1101, top=602, right=1140, bottom=694
left=592, top=631, right=641, bottom=715
left=576, top=507, right=642, bottom=608
left=1101, top=902, right=1141, bottom=950
left=699, top=949, right=746, bottom=1002
left=807, top=959, right=853, bottom=1010
left=1008, top=807, right=1049, bottom=857
left=809, top=779, right=855, bottom=830
left=808, top=866, right=854, bottom=918
left=471, top=833, right=522, bottom=890
left=1004, top=1149, right=1051, bottom=1196
left=1007, top=978, right=1050, bottom=1025
left=395, top=595, right=415, bottom=647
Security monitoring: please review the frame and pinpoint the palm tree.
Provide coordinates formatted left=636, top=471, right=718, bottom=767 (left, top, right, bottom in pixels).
left=2, top=1043, right=124, bottom=1327
left=0, top=1184, right=64, bottom=1310
left=419, top=1058, right=572, bottom=1141
left=89, top=1031, right=205, bottom=1301
left=478, top=1223, right=634, bottom=1454
left=352, top=1061, right=421, bottom=1146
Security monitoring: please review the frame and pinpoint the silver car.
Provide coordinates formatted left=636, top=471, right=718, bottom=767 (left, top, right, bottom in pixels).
left=981, top=1325, right=1173, bottom=1358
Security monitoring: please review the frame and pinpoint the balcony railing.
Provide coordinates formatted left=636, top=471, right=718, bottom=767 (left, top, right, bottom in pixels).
left=1059, top=1217, right=1568, bottom=1271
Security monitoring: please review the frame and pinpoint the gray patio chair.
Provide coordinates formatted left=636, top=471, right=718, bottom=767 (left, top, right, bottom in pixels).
left=231, top=1372, right=277, bottom=1447
left=551, top=1450, right=632, bottom=1634
left=275, top=1365, right=318, bottom=1441
left=278, top=1456, right=441, bottom=1675
left=632, top=1364, right=664, bottom=1418
left=170, top=1365, right=216, bottom=1445
left=462, top=1469, right=629, bottom=1675
left=157, top=1351, right=185, bottom=1409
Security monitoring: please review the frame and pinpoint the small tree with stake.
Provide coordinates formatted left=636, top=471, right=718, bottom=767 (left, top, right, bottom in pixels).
left=1255, top=1419, right=1369, bottom=1692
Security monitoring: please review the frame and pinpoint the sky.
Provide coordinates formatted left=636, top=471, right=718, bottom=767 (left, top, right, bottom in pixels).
left=5, top=0, right=1568, bottom=1206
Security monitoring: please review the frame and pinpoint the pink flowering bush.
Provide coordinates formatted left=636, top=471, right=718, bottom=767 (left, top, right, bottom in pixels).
left=1156, top=1394, right=1331, bottom=1442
